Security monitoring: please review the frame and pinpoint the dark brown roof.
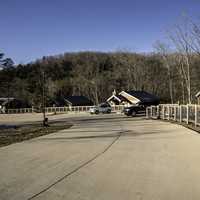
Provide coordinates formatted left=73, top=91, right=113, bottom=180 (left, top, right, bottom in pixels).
left=64, top=96, right=94, bottom=106
left=126, top=90, right=160, bottom=105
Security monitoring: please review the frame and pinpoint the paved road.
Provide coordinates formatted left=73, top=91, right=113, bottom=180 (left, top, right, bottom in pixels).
left=1, top=114, right=200, bottom=200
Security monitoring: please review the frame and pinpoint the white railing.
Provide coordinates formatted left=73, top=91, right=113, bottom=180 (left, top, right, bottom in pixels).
left=146, top=104, right=200, bottom=126
left=6, top=108, right=34, bottom=114
left=4, top=105, right=125, bottom=114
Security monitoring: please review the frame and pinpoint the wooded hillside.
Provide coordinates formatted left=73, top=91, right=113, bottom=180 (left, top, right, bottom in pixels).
left=1, top=50, right=200, bottom=107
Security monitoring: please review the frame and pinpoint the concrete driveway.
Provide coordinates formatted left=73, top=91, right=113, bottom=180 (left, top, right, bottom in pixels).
left=1, top=114, right=200, bottom=200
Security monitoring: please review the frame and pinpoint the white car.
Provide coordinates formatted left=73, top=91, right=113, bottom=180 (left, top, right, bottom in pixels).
left=89, top=103, right=112, bottom=114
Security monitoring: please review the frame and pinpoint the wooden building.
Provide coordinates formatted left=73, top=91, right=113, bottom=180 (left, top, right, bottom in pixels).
left=64, top=96, right=94, bottom=107
left=107, top=90, right=159, bottom=106
left=0, top=98, right=30, bottom=113
left=54, top=96, right=94, bottom=107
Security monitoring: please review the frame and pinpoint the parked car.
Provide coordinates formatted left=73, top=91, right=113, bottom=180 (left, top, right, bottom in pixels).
left=123, top=104, right=146, bottom=117
left=89, top=103, right=112, bottom=114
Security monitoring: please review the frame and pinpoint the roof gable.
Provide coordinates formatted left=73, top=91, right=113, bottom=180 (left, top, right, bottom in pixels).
left=125, top=90, right=159, bottom=104
left=0, top=98, right=15, bottom=105
left=119, top=91, right=140, bottom=104
left=107, top=94, right=121, bottom=102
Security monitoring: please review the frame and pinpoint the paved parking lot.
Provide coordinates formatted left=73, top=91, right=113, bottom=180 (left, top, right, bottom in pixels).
left=1, top=114, right=200, bottom=200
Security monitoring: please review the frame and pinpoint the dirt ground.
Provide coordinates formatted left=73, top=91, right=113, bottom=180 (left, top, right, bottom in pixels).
left=0, top=120, right=72, bottom=147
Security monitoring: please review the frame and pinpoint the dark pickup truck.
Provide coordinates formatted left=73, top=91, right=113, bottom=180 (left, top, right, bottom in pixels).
left=123, top=105, right=146, bottom=117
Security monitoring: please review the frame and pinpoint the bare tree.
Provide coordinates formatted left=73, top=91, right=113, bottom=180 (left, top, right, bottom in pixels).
left=154, top=41, right=174, bottom=103
left=180, top=18, right=200, bottom=56
left=168, top=21, right=193, bottom=104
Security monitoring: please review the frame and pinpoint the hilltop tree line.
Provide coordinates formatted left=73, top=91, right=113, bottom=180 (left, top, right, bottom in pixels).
left=0, top=50, right=200, bottom=107
left=1, top=19, right=200, bottom=107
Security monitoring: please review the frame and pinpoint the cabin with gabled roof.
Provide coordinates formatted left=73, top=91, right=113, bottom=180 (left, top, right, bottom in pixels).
left=107, top=90, right=159, bottom=106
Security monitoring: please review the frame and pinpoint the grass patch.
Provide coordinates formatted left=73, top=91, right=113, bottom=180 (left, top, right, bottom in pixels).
left=0, top=121, right=73, bottom=147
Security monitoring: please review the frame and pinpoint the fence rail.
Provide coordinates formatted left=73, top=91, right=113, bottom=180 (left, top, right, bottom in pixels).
left=146, top=104, right=200, bottom=127
left=3, top=105, right=125, bottom=114
left=6, top=108, right=34, bottom=114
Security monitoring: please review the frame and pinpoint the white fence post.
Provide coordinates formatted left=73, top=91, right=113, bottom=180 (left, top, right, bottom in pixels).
left=174, top=106, right=176, bottom=121
left=162, top=105, right=165, bottom=120
left=168, top=105, right=170, bottom=120
left=156, top=106, right=159, bottom=118
left=146, top=107, right=149, bottom=118
left=195, top=104, right=198, bottom=127
left=150, top=106, right=153, bottom=118
left=186, top=104, right=189, bottom=124
left=142, top=104, right=199, bottom=127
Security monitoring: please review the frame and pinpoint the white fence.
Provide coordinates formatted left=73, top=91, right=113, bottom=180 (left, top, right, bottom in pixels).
left=146, top=104, right=200, bottom=127
left=6, top=108, right=34, bottom=114
left=5, top=105, right=125, bottom=114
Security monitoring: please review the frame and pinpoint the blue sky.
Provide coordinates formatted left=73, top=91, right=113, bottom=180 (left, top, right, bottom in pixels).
left=0, top=0, right=200, bottom=64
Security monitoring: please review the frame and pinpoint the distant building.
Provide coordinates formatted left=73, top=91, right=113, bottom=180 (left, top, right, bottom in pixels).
left=0, top=98, right=29, bottom=113
left=64, top=96, right=94, bottom=107
left=107, top=90, right=160, bottom=106
left=54, top=96, right=94, bottom=107
left=106, top=93, right=127, bottom=105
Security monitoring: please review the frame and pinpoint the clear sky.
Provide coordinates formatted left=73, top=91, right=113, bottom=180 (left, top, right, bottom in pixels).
left=0, top=0, right=200, bottom=64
